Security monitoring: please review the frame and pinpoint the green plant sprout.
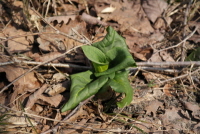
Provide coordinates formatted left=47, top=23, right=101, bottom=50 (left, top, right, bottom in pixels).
left=61, top=26, right=136, bottom=112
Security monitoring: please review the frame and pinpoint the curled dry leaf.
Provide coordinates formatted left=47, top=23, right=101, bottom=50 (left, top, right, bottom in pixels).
left=53, top=111, right=62, bottom=125
left=142, top=0, right=168, bottom=23
left=44, top=81, right=70, bottom=96
left=52, top=73, right=68, bottom=83
left=26, top=84, right=63, bottom=110
left=25, top=84, right=48, bottom=110
left=39, top=94, right=63, bottom=107
left=188, top=34, right=200, bottom=43
left=101, top=6, right=116, bottom=13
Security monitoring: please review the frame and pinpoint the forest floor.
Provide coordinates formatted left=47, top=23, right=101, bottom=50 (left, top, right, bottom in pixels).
left=0, top=0, right=200, bottom=134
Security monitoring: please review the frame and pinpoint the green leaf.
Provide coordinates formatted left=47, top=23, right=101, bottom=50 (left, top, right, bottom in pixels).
left=108, top=70, right=133, bottom=108
left=92, top=26, right=128, bottom=52
left=185, top=47, right=200, bottom=61
left=82, top=45, right=109, bottom=65
left=61, top=70, right=109, bottom=112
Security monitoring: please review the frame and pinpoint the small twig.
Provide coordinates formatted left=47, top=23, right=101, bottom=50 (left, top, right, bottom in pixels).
left=155, top=26, right=198, bottom=53
left=41, top=95, right=95, bottom=134
left=159, top=67, right=200, bottom=84
left=129, top=67, right=180, bottom=73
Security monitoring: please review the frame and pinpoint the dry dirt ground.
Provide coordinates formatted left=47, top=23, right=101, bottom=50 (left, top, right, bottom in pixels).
left=0, top=0, right=200, bottom=134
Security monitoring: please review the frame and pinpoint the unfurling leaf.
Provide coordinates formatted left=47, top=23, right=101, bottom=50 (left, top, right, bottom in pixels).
left=82, top=45, right=109, bottom=73
left=92, top=27, right=136, bottom=77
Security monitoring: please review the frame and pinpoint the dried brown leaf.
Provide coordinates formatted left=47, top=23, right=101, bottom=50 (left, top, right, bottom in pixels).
left=159, top=107, right=187, bottom=133
left=3, top=26, right=34, bottom=53
left=142, top=0, right=168, bottom=23
left=97, top=0, right=154, bottom=34
left=182, top=101, right=200, bottom=120
left=149, top=51, right=175, bottom=62
left=0, top=65, right=40, bottom=93
left=45, top=81, right=69, bottom=96
left=145, top=100, right=163, bottom=117
left=163, top=84, right=173, bottom=96
left=39, top=94, right=63, bottom=107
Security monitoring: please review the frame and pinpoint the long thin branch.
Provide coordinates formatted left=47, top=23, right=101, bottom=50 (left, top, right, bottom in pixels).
left=136, top=61, right=200, bottom=67
left=1, top=60, right=200, bottom=68
left=1, top=59, right=91, bottom=70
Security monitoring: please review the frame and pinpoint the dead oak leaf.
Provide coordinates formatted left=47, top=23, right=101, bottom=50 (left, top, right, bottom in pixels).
left=0, top=65, right=40, bottom=93
left=159, top=107, right=187, bottom=132
left=37, top=17, right=88, bottom=52
left=182, top=101, right=200, bottom=120
left=142, top=0, right=168, bottom=23
left=145, top=100, right=163, bottom=117
left=3, top=26, right=34, bottom=53
left=26, top=84, right=63, bottom=109
left=97, top=0, right=154, bottom=34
